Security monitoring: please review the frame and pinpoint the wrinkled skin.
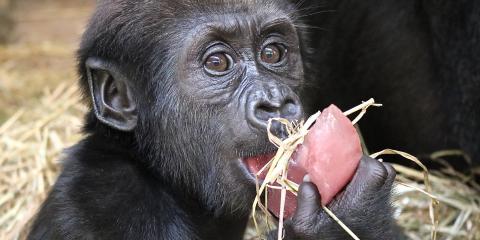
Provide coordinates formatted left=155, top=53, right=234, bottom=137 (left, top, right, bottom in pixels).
left=28, top=1, right=399, bottom=239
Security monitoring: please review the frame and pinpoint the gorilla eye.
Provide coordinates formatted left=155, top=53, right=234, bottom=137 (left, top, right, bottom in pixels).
left=261, top=44, right=287, bottom=64
left=204, top=53, right=233, bottom=73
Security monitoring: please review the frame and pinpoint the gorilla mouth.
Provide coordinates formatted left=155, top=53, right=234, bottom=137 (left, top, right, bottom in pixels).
left=241, top=153, right=276, bottom=180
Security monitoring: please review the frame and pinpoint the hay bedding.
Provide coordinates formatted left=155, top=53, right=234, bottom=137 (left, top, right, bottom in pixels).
left=0, top=54, right=479, bottom=240
left=0, top=83, right=85, bottom=239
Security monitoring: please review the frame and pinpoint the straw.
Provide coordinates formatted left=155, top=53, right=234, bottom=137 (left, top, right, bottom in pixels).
left=251, top=99, right=381, bottom=240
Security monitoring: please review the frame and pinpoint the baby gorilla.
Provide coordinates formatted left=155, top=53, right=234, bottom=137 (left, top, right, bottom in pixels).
left=28, top=0, right=398, bottom=239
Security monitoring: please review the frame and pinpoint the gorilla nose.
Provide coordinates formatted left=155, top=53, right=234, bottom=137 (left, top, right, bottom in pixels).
left=254, top=99, right=300, bottom=122
left=246, top=90, right=303, bottom=137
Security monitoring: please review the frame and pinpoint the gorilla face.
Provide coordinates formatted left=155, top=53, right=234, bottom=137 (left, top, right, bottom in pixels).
left=136, top=2, right=305, bottom=214
left=79, top=0, right=306, bottom=215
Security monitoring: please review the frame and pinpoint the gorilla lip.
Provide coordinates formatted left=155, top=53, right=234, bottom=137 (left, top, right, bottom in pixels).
left=242, top=153, right=276, bottom=180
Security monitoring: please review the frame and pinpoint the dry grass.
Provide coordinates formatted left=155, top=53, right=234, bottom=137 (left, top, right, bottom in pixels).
left=394, top=153, right=480, bottom=240
left=245, top=148, right=480, bottom=240
left=0, top=40, right=86, bottom=239
left=0, top=83, right=85, bottom=239
left=1, top=24, right=479, bottom=240
left=0, top=43, right=77, bottom=122
left=251, top=99, right=382, bottom=240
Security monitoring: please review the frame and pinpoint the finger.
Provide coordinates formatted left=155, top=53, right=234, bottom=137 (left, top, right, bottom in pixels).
left=350, top=156, right=389, bottom=190
left=293, top=178, right=322, bottom=221
left=382, top=162, right=396, bottom=187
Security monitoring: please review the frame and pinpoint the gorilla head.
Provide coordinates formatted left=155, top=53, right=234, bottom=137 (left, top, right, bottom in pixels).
left=78, top=0, right=306, bottom=216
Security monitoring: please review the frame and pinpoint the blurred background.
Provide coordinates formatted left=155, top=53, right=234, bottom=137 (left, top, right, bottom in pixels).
left=0, top=1, right=479, bottom=240
left=0, top=0, right=93, bottom=239
left=0, top=0, right=93, bottom=120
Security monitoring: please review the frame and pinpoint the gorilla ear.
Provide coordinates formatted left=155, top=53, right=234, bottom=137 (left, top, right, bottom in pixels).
left=85, top=57, right=137, bottom=131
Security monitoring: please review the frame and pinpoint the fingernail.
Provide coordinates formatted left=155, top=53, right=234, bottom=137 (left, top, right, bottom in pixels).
left=303, top=174, right=311, bottom=182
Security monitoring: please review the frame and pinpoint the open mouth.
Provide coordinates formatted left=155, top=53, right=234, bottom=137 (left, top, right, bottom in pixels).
left=240, top=153, right=276, bottom=181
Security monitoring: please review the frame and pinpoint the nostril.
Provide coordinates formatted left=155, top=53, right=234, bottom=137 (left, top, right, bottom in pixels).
left=279, top=99, right=302, bottom=119
left=282, top=99, right=297, bottom=115
left=255, top=102, right=280, bottom=122
left=258, top=103, right=279, bottom=113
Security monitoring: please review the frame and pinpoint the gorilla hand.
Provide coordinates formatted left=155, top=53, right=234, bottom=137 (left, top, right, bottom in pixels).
left=270, top=156, right=397, bottom=240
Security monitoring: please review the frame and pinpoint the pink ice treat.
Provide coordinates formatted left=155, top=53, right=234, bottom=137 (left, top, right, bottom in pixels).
left=267, top=159, right=306, bottom=219
left=267, top=104, right=362, bottom=219
left=296, top=104, right=362, bottom=205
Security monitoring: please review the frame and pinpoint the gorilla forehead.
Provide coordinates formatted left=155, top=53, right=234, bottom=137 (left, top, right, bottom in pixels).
left=78, top=0, right=299, bottom=100
left=99, top=0, right=294, bottom=12
left=95, top=0, right=295, bottom=19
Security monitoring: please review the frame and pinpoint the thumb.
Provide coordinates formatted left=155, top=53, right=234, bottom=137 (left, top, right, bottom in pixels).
left=293, top=175, right=322, bottom=220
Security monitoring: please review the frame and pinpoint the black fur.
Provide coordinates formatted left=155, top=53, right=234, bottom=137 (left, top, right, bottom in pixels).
left=303, top=0, right=480, bottom=164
